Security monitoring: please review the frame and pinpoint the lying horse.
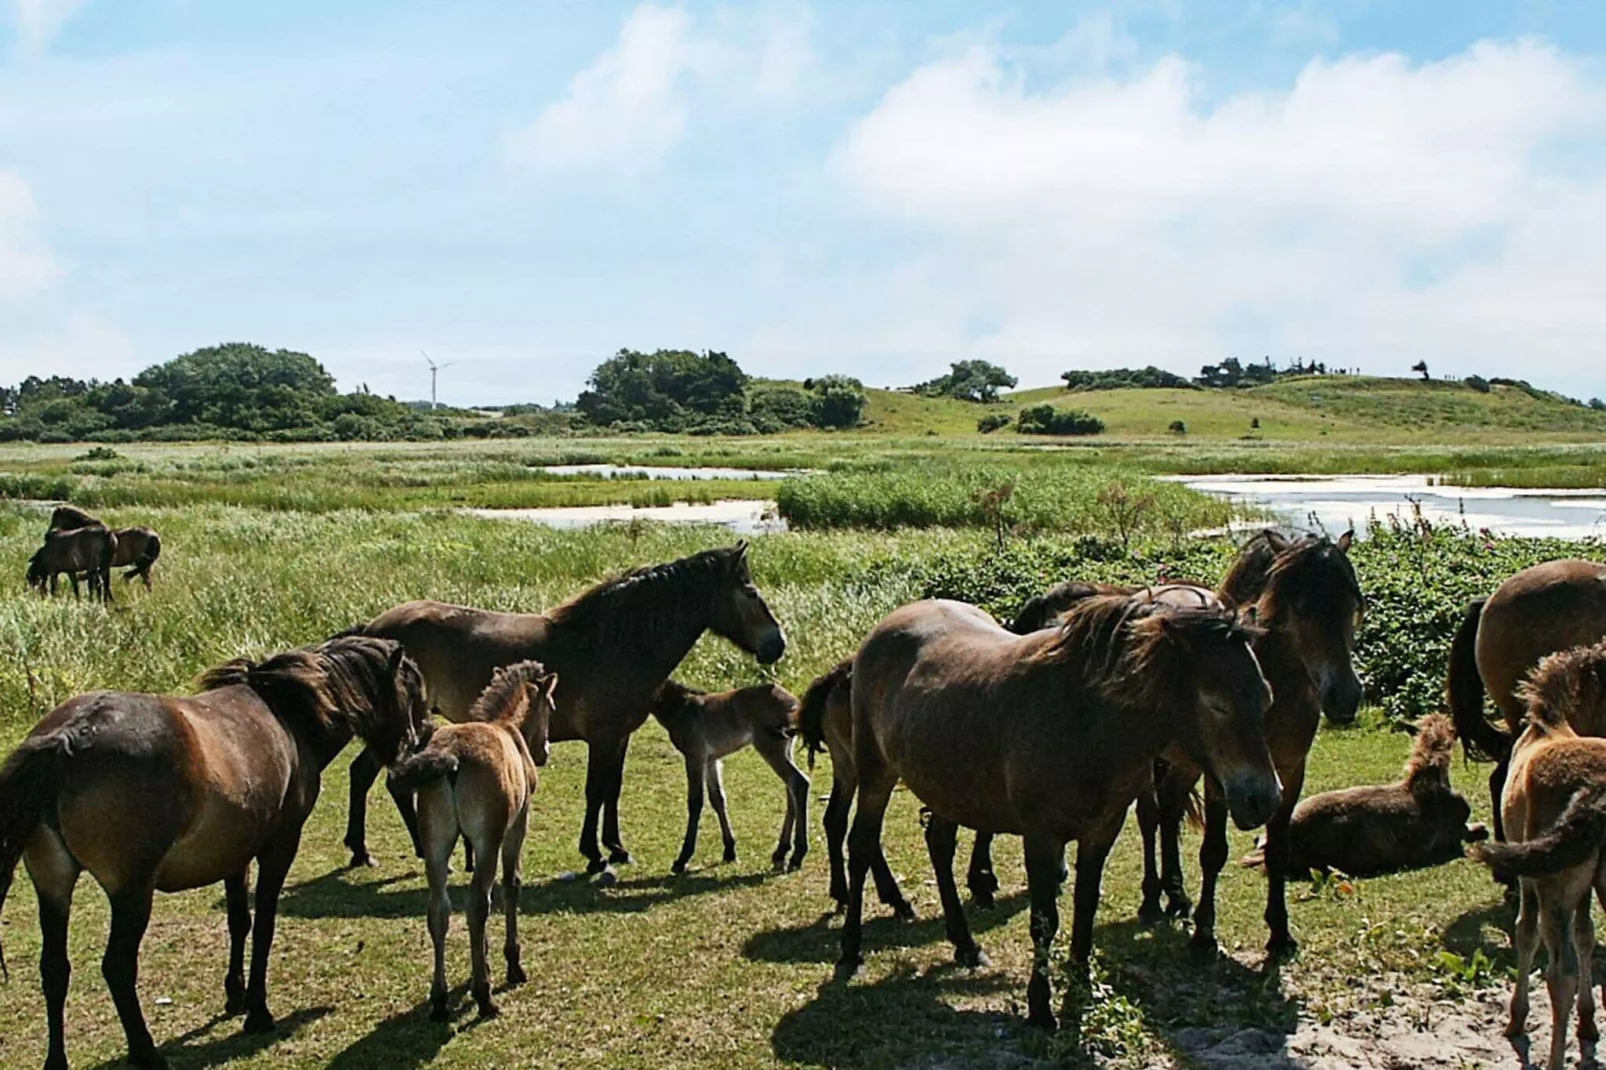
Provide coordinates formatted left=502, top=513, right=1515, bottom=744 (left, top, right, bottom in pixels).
left=1449, top=558, right=1606, bottom=843
left=0, top=635, right=429, bottom=1070
left=354, top=542, right=786, bottom=877
left=1471, top=638, right=1606, bottom=1070
left=27, top=525, right=117, bottom=601
left=390, top=660, right=559, bottom=1022
left=841, top=593, right=1280, bottom=1030
left=649, top=678, right=809, bottom=874
left=1252, top=713, right=1485, bottom=877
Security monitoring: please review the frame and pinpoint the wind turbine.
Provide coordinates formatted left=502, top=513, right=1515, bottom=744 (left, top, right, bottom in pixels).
left=423, top=350, right=456, bottom=410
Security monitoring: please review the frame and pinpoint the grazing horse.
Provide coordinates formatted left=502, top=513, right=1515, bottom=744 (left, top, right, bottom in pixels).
left=0, top=636, right=429, bottom=1070
left=352, top=542, right=786, bottom=876
left=648, top=678, right=809, bottom=874
left=27, top=526, right=117, bottom=602
left=46, top=504, right=102, bottom=535
left=1449, top=559, right=1606, bottom=843
left=1471, top=639, right=1606, bottom=1070
left=840, top=593, right=1281, bottom=1030
left=389, top=660, right=559, bottom=1022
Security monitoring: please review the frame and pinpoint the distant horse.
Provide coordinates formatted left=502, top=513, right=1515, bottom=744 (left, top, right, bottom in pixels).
left=107, top=527, right=162, bottom=589
left=1471, top=639, right=1606, bottom=1070
left=1449, top=559, right=1606, bottom=843
left=27, top=525, right=117, bottom=602
left=353, top=542, right=786, bottom=876
left=0, top=635, right=429, bottom=1070
left=840, top=593, right=1280, bottom=1030
left=46, top=504, right=102, bottom=535
left=389, top=660, right=559, bottom=1021
left=648, top=678, right=809, bottom=874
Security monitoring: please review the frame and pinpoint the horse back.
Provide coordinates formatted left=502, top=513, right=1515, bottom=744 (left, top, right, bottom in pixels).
left=1478, top=559, right=1606, bottom=726
left=365, top=600, right=552, bottom=723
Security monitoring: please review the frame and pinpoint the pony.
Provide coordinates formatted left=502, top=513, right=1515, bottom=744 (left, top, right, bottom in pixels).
left=107, top=527, right=163, bottom=589
left=388, top=660, right=559, bottom=1021
left=648, top=678, right=809, bottom=874
left=840, top=593, right=1280, bottom=1030
left=1470, top=638, right=1606, bottom=1070
left=27, top=526, right=117, bottom=602
left=0, top=635, right=429, bottom=1070
left=46, top=504, right=102, bottom=535
left=1448, top=559, right=1606, bottom=843
left=352, top=542, right=786, bottom=877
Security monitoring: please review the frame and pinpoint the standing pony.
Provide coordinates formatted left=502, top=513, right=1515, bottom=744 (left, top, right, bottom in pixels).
left=389, top=660, right=559, bottom=1022
left=1449, top=558, right=1606, bottom=843
left=27, top=526, right=117, bottom=602
left=0, top=636, right=429, bottom=1070
left=648, top=678, right=809, bottom=874
left=841, top=594, right=1280, bottom=1030
left=108, top=527, right=163, bottom=589
left=352, top=543, right=786, bottom=877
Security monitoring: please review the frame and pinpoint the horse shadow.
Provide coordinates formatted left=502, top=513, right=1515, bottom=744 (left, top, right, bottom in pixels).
left=1441, top=898, right=1517, bottom=972
left=275, top=863, right=778, bottom=921
left=86, top=1006, right=331, bottom=1070
left=741, top=891, right=1030, bottom=966
left=323, top=985, right=480, bottom=1070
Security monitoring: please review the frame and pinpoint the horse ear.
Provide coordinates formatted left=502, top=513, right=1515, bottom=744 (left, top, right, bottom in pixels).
left=1336, top=530, right=1354, bottom=554
left=540, top=672, right=559, bottom=702
left=733, top=540, right=750, bottom=560
left=1240, top=604, right=1260, bottom=628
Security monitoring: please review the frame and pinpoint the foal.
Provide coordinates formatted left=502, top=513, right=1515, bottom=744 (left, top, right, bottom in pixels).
left=388, top=660, right=559, bottom=1021
left=27, top=526, right=117, bottom=601
left=1472, top=639, right=1606, bottom=1070
left=648, top=679, right=809, bottom=874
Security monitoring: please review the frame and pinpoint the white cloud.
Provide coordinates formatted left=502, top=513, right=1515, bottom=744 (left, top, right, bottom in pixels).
left=506, top=1, right=815, bottom=177
left=0, top=170, right=59, bottom=298
left=9, top=0, right=87, bottom=53
left=827, top=38, right=1606, bottom=393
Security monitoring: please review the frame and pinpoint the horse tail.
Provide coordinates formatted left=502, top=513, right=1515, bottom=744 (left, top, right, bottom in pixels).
left=125, top=531, right=160, bottom=582
left=798, top=660, right=850, bottom=770
left=1448, top=598, right=1509, bottom=763
left=387, top=750, right=459, bottom=794
left=1471, top=784, right=1606, bottom=876
left=0, top=734, right=71, bottom=981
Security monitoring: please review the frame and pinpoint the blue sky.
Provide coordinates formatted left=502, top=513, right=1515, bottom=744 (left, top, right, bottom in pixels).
left=3, top=1, right=1605, bottom=406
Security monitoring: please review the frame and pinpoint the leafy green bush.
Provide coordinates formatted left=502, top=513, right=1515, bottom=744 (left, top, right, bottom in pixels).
left=1464, top=375, right=1490, bottom=394
left=808, top=375, right=867, bottom=429
left=976, top=413, right=1012, bottom=434
left=1016, top=404, right=1105, bottom=435
left=1061, top=366, right=1197, bottom=391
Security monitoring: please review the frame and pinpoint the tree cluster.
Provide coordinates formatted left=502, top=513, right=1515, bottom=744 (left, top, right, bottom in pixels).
left=1015, top=404, right=1105, bottom=436
left=1060, top=366, right=1197, bottom=391
left=911, top=361, right=1018, bottom=403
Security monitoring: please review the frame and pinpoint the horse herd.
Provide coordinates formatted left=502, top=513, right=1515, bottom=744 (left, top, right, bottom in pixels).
left=2, top=520, right=1606, bottom=1070
left=25, top=505, right=162, bottom=601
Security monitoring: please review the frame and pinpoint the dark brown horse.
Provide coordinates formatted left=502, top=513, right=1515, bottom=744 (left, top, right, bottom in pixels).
left=1449, top=559, right=1606, bottom=843
left=27, top=526, right=116, bottom=602
left=840, top=593, right=1280, bottom=1030
left=0, top=636, right=429, bottom=1070
left=46, top=504, right=102, bottom=535
left=107, top=527, right=162, bottom=589
left=353, top=542, right=786, bottom=876
left=649, top=678, right=809, bottom=874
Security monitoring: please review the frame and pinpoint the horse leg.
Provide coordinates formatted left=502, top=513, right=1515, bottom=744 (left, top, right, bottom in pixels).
left=224, top=873, right=251, bottom=1015
left=707, top=759, right=737, bottom=863
left=823, top=772, right=852, bottom=910
left=1023, top=833, right=1070, bottom=1031
left=1263, top=762, right=1306, bottom=955
left=1157, top=771, right=1194, bottom=918
left=1542, top=898, right=1579, bottom=1070
left=673, top=752, right=705, bottom=875
left=1188, top=782, right=1230, bottom=954
left=926, top=814, right=986, bottom=967
left=103, top=884, right=166, bottom=1069
left=754, top=731, right=809, bottom=871
left=1489, top=759, right=1510, bottom=844
left=26, top=831, right=81, bottom=1070
left=839, top=765, right=897, bottom=972
left=426, top=853, right=452, bottom=1021
left=1507, top=880, right=1538, bottom=1038
left=1136, top=784, right=1163, bottom=925
left=870, top=839, right=915, bottom=921
left=243, top=831, right=300, bottom=1034
left=967, top=831, right=1000, bottom=908
left=1576, top=904, right=1598, bottom=1056
left=601, top=736, right=633, bottom=866
left=468, top=839, right=499, bottom=1019
left=386, top=769, right=423, bottom=860
left=502, top=807, right=529, bottom=988
left=344, top=747, right=383, bottom=867
left=578, top=742, right=611, bottom=875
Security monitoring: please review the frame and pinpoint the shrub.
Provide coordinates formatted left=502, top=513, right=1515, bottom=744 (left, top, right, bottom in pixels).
left=1016, top=404, right=1104, bottom=436
left=809, top=376, right=867, bottom=429
left=1464, top=374, right=1491, bottom=394
left=977, top=413, right=1012, bottom=434
left=748, top=387, right=814, bottom=433
left=1168, top=419, right=1187, bottom=434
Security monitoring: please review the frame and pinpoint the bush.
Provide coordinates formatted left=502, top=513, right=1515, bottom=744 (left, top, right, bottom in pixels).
left=1016, top=404, right=1104, bottom=436
left=809, top=376, right=866, bottom=429
left=748, top=387, right=814, bottom=433
left=1168, top=420, right=1187, bottom=434
left=1061, top=366, right=1197, bottom=391
left=977, top=413, right=1012, bottom=434
left=1465, top=374, right=1491, bottom=394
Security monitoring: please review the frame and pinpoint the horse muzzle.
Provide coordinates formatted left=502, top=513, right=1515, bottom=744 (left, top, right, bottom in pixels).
left=755, top=628, right=786, bottom=665
left=1320, top=669, right=1364, bottom=726
left=1223, top=772, right=1283, bottom=831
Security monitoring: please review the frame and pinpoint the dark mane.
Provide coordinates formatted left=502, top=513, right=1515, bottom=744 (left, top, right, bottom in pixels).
left=1254, top=534, right=1362, bottom=625
left=544, top=546, right=744, bottom=656
left=468, top=660, right=552, bottom=726
left=1518, top=638, right=1606, bottom=733
left=1403, top=713, right=1456, bottom=792
left=1219, top=529, right=1292, bottom=606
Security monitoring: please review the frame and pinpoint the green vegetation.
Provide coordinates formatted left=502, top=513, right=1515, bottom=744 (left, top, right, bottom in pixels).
left=1015, top=403, right=1105, bottom=436
left=1060, top=365, right=1196, bottom=391
left=909, top=359, right=1017, bottom=403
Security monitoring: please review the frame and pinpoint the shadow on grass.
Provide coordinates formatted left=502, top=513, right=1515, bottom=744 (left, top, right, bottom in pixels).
left=741, top=891, right=1029, bottom=965
left=86, top=1005, right=332, bottom=1070
left=1442, top=898, right=1517, bottom=972
left=276, top=863, right=778, bottom=921
left=324, top=984, right=487, bottom=1070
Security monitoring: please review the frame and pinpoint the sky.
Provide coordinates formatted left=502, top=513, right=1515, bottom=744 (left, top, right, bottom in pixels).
left=3, top=1, right=1605, bottom=407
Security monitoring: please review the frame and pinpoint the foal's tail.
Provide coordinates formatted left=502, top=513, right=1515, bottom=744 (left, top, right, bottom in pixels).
left=387, top=750, right=459, bottom=794
left=798, top=659, right=851, bottom=770
left=124, top=531, right=160, bottom=583
left=1471, top=784, right=1606, bottom=876
left=1448, top=598, right=1510, bottom=764
left=0, top=734, right=71, bottom=982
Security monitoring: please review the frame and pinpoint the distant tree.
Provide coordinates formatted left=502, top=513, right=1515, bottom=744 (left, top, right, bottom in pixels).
left=134, top=343, right=337, bottom=431
left=1016, top=404, right=1104, bottom=436
left=977, top=413, right=1012, bottom=433
left=748, top=387, right=815, bottom=433
left=576, top=349, right=748, bottom=430
left=1411, top=360, right=1430, bottom=381
left=1061, top=366, right=1196, bottom=391
left=1168, top=419, right=1187, bottom=435
left=1591, top=398, right=1606, bottom=411
left=808, top=375, right=867, bottom=429
left=1465, top=374, right=1491, bottom=394
left=914, top=360, right=1017, bottom=403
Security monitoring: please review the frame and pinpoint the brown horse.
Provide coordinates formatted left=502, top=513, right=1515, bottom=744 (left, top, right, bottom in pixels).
left=1471, top=639, right=1606, bottom=1070
left=352, top=542, right=786, bottom=876
left=0, top=635, right=429, bottom=1070
left=46, top=504, right=102, bottom=534
left=107, top=527, right=162, bottom=589
left=1449, top=558, right=1606, bottom=843
left=648, top=678, right=809, bottom=874
left=840, top=593, right=1280, bottom=1030
left=389, top=660, right=559, bottom=1021
left=27, top=526, right=116, bottom=601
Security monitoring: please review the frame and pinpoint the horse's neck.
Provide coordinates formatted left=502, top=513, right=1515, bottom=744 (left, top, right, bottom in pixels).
left=1247, top=614, right=1315, bottom=705
left=548, top=588, right=712, bottom=695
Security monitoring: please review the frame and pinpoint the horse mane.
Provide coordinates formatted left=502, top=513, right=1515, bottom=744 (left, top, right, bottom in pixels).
left=1518, top=639, right=1606, bottom=734
left=1402, top=713, right=1456, bottom=793
left=1219, top=529, right=1291, bottom=606
left=1253, top=533, right=1362, bottom=624
left=467, top=660, right=554, bottom=726
left=1009, top=581, right=1115, bottom=634
left=197, top=635, right=415, bottom=745
left=798, top=658, right=851, bottom=762
left=544, top=546, right=744, bottom=656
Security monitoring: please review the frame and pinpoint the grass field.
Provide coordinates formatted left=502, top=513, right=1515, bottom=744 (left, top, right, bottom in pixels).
left=0, top=493, right=1545, bottom=1069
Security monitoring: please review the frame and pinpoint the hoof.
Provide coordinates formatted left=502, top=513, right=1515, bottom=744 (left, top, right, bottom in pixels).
left=225, top=980, right=246, bottom=1016
left=45, top=1055, right=70, bottom=1070
left=891, top=901, right=916, bottom=922
left=787, top=853, right=805, bottom=873
left=831, top=898, right=847, bottom=916
left=243, top=1007, right=276, bottom=1035
left=1188, top=930, right=1218, bottom=957
left=506, top=962, right=527, bottom=987
left=835, top=956, right=864, bottom=980
left=607, top=848, right=634, bottom=866
left=1165, top=896, right=1193, bottom=920
left=597, top=867, right=619, bottom=888
left=955, top=946, right=991, bottom=969
left=1266, top=934, right=1298, bottom=958
left=1026, top=1009, right=1058, bottom=1032
left=771, top=850, right=788, bottom=871
left=130, top=1048, right=171, bottom=1070
left=430, top=994, right=451, bottom=1023
left=671, top=858, right=689, bottom=875
left=585, top=857, right=609, bottom=876
left=1137, top=901, right=1165, bottom=927
left=970, top=890, right=996, bottom=909
left=476, top=997, right=500, bottom=1020
left=347, top=851, right=376, bottom=869
left=723, top=845, right=738, bottom=864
